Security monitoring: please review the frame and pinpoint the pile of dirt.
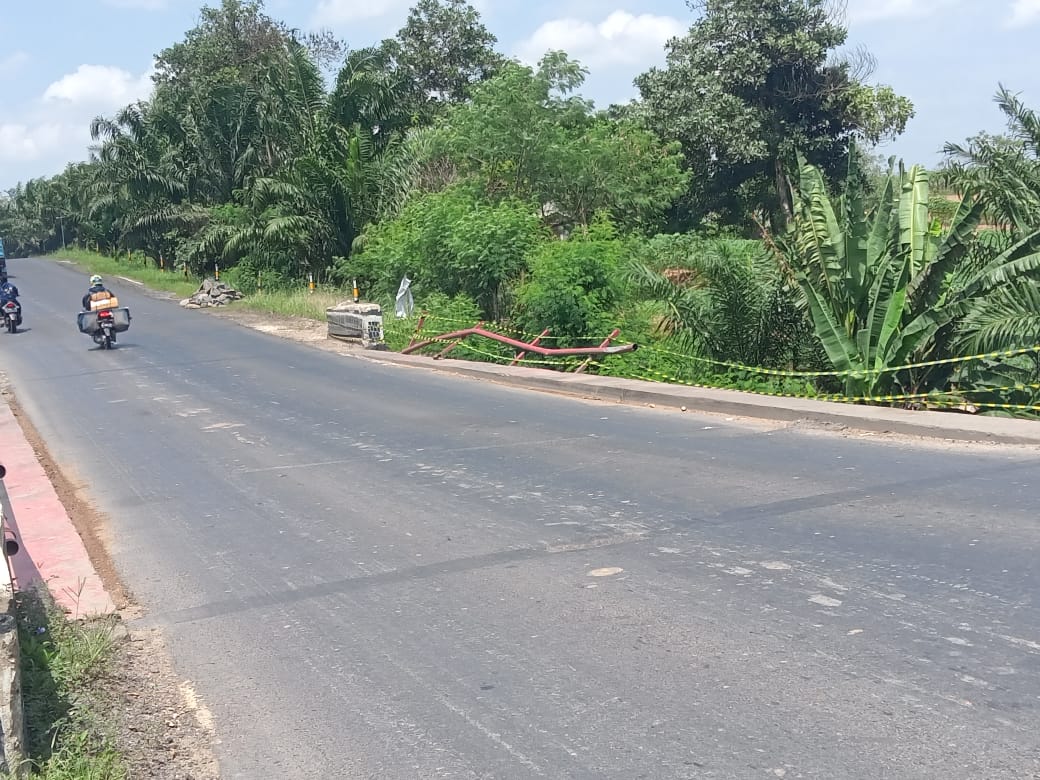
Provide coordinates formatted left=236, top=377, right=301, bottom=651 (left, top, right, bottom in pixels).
left=180, top=279, right=243, bottom=309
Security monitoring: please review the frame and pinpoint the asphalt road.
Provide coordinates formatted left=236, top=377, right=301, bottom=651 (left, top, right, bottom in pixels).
left=3, top=257, right=1040, bottom=779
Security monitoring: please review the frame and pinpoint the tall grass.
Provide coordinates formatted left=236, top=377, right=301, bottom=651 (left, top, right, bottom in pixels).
left=48, top=248, right=200, bottom=299
left=238, top=289, right=347, bottom=320
left=9, top=590, right=126, bottom=779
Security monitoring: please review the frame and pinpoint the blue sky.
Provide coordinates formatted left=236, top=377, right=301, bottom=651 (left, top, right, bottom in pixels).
left=1, top=0, right=1037, bottom=189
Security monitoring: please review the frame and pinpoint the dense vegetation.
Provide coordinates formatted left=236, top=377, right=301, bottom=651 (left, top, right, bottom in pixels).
left=3, top=0, right=1040, bottom=414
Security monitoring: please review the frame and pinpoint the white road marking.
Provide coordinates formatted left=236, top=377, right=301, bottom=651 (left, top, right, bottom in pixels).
left=202, top=422, right=245, bottom=431
left=809, top=594, right=843, bottom=608
left=996, top=634, right=1040, bottom=653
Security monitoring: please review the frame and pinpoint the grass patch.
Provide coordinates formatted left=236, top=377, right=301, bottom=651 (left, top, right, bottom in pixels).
left=8, top=589, right=126, bottom=779
left=48, top=248, right=200, bottom=299
left=50, top=249, right=359, bottom=321
left=237, top=289, right=347, bottom=321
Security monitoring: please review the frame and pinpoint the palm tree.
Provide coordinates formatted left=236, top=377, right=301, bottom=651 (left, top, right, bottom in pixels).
left=226, top=120, right=379, bottom=282
left=214, top=45, right=395, bottom=282
left=88, top=103, right=187, bottom=259
left=625, top=238, right=809, bottom=369
left=943, top=85, right=1040, bottom=234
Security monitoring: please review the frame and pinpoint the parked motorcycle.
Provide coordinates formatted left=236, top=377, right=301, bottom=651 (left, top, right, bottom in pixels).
left=77, top=307, right=131, bottom=350
left=2, top=299, right=21, bottom=333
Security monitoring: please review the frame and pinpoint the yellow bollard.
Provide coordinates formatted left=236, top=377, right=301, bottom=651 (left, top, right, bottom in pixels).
left=308, top=273, right=315, bottom=294
left=215, top=263, right=220, bottom=281
left=352, top=278, right=359, bottom=303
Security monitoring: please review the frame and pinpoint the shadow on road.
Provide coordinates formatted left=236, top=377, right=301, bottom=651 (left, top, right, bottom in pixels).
left=85, top=342, right=138, bottom=352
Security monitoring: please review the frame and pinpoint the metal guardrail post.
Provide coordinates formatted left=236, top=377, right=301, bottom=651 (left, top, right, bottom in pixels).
left=573, top=329, right=621, bottom=374
left=511, top=329, right=550, bottom=366
left=435, top=321, right=483, bottom=360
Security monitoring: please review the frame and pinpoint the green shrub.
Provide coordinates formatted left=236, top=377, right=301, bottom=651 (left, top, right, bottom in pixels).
left=346, top=185, right=546, bottom=319
left=513, top=223, right=624, bottom=344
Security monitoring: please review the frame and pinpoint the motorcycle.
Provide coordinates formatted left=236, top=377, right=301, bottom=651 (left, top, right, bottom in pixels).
left=2, top=299, right=21, bottom=333
left=77, top=306, right=131, bottom=350
left=94, top=309, right=116, bottom=349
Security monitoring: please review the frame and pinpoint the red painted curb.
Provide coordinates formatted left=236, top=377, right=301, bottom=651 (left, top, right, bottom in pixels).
left=0, top=402, right=114, bottom=616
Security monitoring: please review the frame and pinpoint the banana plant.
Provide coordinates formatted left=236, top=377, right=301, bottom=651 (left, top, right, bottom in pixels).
left=783, top=156, right=1040, bottom=399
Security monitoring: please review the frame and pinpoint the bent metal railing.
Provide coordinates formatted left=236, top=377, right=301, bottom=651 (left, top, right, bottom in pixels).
left=402, top=320, right=637, bottom=372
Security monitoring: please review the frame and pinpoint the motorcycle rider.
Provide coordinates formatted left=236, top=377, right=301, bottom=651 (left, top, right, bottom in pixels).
left=0, top=280, right=19, bottom=304
left=82, top=275, right=113, bottom=311
left=82, top=275, right=121, bottom=345
left=0, top=279, right=19, bottom=321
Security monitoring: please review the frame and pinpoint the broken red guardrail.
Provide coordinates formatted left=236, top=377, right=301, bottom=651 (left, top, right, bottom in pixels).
left=403, top=322, right=636, bottom=371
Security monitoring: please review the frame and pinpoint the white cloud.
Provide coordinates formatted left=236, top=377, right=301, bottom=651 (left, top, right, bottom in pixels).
left=1008, top=0, right=1040, bottom=26
left=0, top=63, right=155, bottom=185
left=515, top=10, right=685, bottom=69
left=0, top=52, right=29, bottom=80
left=310, top=0, right=409, bottom=25
left=0, top=123, right=82, bottom=164
left=846, top=0, right=960, bottom=23
left=43, top=64, right=154, bottom=109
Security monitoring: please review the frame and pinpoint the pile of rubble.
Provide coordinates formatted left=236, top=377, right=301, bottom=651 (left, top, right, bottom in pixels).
left=180, top=278, right=244, bottom=308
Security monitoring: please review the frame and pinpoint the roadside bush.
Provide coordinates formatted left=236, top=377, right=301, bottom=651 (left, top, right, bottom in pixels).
left=346, top=185, right=546, bottom=319
left=513, top=221, right=624, bottom=343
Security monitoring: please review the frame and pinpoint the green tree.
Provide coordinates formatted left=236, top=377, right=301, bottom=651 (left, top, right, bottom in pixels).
left=147, top=0, right=343, bottom=207
left=351, top=185, right=544, bottom=318
left=635, top=0, right=912, bottom=227
left=87, top=103, right=189, bottom=261
left=154, top=0, right=342, bottom=89
left=231, top=122, right=381, bottom=283
left=329, top=48, right=419, bottom=154
left=625, top=237, right=809, bottom=368
left=437, top=55, right=689, bottom=232
left=514, top=221, right=624, bottom=341
left=381, top=0, right=502, bottom=109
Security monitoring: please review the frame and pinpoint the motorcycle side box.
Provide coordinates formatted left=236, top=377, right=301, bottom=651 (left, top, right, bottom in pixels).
left=78, top=307, right=131, bottom=334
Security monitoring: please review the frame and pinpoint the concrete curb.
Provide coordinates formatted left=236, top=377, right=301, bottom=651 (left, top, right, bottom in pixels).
left=346, top=350, right=1040, bottom=446
left=0, top=389, right=119, bottom=774
left=0, top=400, right=115, bottom=617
